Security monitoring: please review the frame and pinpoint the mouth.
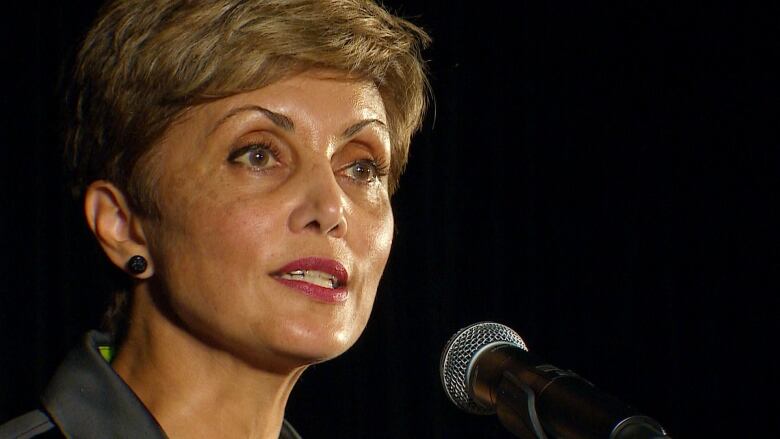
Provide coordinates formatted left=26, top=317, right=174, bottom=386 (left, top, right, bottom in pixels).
left=272, top=257, right=349, bottom=303
left=279, top=270, right=342, bottom=289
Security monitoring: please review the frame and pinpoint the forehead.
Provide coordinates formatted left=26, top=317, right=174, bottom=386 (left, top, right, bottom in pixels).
left=259, top=70, right=384, bottom=106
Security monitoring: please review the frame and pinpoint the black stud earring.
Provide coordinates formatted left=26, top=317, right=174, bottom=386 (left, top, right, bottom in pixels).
left=127, top=255, right=148, bottom=275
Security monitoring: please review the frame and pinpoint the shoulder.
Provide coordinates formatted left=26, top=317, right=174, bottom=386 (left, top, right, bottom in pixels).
left=0, top=409, right=62, bottom=439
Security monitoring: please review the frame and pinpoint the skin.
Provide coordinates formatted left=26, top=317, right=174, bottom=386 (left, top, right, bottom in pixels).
left=84, top=69, right=394, bottom=438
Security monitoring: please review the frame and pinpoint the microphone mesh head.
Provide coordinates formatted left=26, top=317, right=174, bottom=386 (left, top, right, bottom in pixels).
left=440, top=321, right=527, bottom=415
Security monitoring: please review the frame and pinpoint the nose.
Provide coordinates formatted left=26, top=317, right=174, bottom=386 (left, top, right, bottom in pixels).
left=288, top=163, right=348, bottom=238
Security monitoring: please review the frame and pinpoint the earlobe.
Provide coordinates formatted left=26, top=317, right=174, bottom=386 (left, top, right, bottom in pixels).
left=83, top=181, right=155, bottom=279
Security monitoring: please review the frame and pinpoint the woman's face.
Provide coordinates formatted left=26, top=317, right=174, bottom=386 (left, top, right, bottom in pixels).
left=142, top=70, right=394, bottom=369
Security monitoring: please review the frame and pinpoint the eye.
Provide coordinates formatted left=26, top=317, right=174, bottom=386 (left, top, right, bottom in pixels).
left=227, top=143, right=280, bottom=170
left=341, top=159, right=389, bottom=184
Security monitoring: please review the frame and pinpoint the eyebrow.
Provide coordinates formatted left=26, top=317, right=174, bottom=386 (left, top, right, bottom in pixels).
left=210, top=104, right=387, bottom=139
left=210, top=105, right=294, bottom=135
left=341, top=119, right=387, bottom=139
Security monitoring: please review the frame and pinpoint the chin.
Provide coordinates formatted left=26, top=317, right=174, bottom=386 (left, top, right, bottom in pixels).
left=262, top=317, right=367, bottom=367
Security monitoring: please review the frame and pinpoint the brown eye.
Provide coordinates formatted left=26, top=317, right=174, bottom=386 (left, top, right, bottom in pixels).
left=344, top=159, right=381, bottom=183
left=228, top=144, right=280, bottom=170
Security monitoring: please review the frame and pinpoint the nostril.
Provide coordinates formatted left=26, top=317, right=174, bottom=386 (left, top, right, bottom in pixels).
left=311, top=216, right=345, bottom=236
left=292, top=205, right=346, bottom=236
left=287, top=169, right=348, bottom=235
left=304, top=220, right=323, bottom=232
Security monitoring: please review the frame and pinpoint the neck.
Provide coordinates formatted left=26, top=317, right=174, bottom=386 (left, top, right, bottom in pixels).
left=112, top=287, right=305, bottom=439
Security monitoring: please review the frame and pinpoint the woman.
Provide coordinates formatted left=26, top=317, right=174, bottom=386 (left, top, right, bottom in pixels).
left=0, top=0, right=428, bottom=437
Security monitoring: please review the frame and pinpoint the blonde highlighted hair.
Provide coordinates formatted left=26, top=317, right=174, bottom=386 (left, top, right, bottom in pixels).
left=66, top=0, right=430, bottom=214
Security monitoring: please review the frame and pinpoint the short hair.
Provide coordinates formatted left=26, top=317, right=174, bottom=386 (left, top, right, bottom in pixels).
left=66, top=0, right=430, bottom=215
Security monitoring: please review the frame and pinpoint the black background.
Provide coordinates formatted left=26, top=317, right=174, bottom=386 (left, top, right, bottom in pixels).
left=1, top=1, right=777, bottom=438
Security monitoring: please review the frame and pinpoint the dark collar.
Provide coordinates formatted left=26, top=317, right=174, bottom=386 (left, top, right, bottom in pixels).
left=40, top=331, right=301, bottom=438
left=41, top=330, right=168, bottom=438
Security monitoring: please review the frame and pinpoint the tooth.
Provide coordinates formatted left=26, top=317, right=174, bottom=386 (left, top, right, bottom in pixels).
left=280, top=270, right=338, bottom=289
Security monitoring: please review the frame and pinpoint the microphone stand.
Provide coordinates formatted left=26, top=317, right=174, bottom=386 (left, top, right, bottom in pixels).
left=471, top=345, right=671, bottom=439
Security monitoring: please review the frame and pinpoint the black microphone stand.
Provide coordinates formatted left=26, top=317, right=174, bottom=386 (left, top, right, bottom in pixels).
left=472, top=345, right=671, bottom=439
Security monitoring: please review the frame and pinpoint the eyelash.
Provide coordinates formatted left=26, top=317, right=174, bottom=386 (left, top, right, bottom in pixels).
left=351, top=157, right=390, bottom=181
left=374, top=156, right=391, bottom=176
left=227, top=142, right=282, bottom=170
left=227, top=141, right=390, bottom=184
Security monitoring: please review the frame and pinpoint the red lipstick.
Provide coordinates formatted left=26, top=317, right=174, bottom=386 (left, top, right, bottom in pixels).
left=273, top=257, right=349, bottom=303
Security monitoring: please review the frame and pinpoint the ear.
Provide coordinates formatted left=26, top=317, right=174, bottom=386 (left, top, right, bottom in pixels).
left=83, top=180, right=155, bottom=279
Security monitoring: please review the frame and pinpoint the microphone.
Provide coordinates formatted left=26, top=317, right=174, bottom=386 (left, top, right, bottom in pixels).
left=440, top=322, right=670, bottom=439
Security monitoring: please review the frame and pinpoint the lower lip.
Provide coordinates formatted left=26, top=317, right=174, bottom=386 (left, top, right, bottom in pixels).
left=274, top=278, right=348, bottom=303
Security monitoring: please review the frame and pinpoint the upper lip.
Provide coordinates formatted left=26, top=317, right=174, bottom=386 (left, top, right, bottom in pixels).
left=273, top=257, right=349, bottom=286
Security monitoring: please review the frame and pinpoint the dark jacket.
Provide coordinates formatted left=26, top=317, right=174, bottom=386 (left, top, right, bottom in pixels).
left=0, top=331, right=301, bottom=439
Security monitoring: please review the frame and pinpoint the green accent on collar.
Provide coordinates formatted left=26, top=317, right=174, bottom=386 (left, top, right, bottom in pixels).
left=98, top=345, right=115, bottom=363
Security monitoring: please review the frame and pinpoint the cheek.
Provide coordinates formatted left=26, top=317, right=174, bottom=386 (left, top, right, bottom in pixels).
left=356, top=204, right=395, bottom=285
left=344, top=210, right=393, bottom=343
left=153, top=190, right=281, bottom=297
left=192, top=198, right=282, bottom=268
left=149, top=197, right=289, bottom=350
left=371, top=213, right=394, bottom=265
